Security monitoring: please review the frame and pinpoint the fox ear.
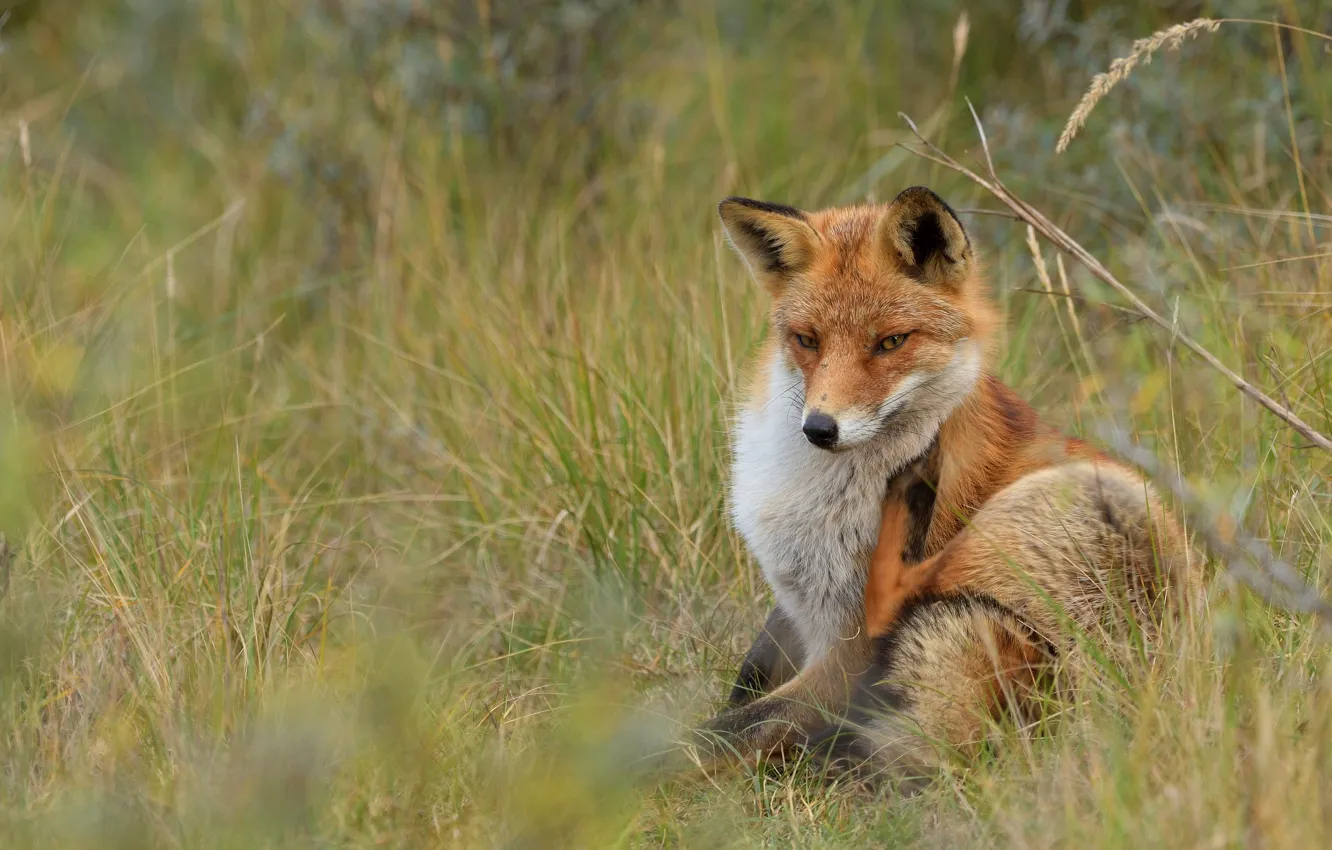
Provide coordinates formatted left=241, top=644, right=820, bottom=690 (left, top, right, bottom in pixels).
left=877, top=187, right=971, bottom=288
left=718, top=197, right=819, bottom=293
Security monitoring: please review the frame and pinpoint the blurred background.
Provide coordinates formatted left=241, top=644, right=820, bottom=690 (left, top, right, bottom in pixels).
left=1, top=0, right=1330, bottom=846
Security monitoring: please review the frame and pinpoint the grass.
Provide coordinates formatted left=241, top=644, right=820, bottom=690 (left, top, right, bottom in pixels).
left=1, top=0, right=1331, bottom=846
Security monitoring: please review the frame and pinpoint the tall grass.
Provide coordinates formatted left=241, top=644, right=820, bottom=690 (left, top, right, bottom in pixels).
left=1, top=1, right=1330, bottom=846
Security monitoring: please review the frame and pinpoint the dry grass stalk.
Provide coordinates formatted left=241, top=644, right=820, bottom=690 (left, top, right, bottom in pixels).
left=1054, top=255, right=1082, bottom=339
left=949, top=11, right=970, bottom=93
left=18, top=118, right=31, bottom=168
left=898, top=104, right=1332, bottom=453
left=1025, top=224, right=1080, bottom=376
left=1025, top=224, right=1054, bottom=295
left=1057, top=18, right=1221, bottom=154
left=1055, top=253, right=1102, bottom=389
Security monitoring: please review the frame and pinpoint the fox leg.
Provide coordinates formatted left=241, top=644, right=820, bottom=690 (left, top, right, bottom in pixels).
left=702, top=452, right=942, bottom=765
left=864, top=497, right=911, bottom=636
left=696, top=632, right=873, bottom=765
left=703, top=528, right=897, bottom=761
left=699, top=473, right=929, bottom=761
left=812, top=592, right=1051, bottom=789
left=727, top=604, right=807, bottom=707
left=865, top=463, right=941, bottom=636
left=864, top=498, right=947, bottom=636
left=815, top=461, right=1193, bottom=786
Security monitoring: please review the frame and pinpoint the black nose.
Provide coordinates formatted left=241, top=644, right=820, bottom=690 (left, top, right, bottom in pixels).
left=802, top=413, right=839, bottom=449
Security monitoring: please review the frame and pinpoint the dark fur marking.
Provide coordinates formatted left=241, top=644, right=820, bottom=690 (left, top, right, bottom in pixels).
left=1091, top=468, right=1128, bottom=544
left=721, top=196, right=806, bottom=220
left=733, top=218, right=792, bottom=275
left=901, top=480, right=937, bottom=565
left=904, top=210, right=948, bottom=270
left=806, top=719, right=874, bottom=767
left=729, top=612, right=792, bottom=708
left=891, top=186, right=971, bottom=250
left=1099, top=495, right=1119, bottom=538
left=805, top=719, right=887, bottom=787
left=729, top=655, right=771, bottom=707
left=988, top=376, right=1037, bottom=438
left=934, top=194, right=970, bottom=250
left=889, top=186, right=972, bottom=281
left=709, top=686, right=785, bottom=734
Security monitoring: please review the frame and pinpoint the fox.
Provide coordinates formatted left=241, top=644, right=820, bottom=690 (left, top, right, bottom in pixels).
left=697, top=186, right=1200, bottom=782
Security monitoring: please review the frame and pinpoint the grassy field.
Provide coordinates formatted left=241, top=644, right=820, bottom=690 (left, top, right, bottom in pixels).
left=2, top=1, right=1331, bottom=846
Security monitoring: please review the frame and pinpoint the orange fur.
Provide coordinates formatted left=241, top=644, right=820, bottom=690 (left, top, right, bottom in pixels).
left=864, top=377, right=1115, bottom=636
left=702, top=188, right=1199, bottom=783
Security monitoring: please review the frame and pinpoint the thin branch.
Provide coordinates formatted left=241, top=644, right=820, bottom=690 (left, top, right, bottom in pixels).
left=1009, top=289, right=1142, bottom=316
left=895, top=110, right=1332, bottom=453
left=965, top=97, right=998, bottom=180
left=955, top=207, right=1024, bottom=221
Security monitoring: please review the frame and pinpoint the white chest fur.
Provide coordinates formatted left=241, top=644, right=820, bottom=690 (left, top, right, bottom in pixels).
left=728, top=358, right=930, bottom=662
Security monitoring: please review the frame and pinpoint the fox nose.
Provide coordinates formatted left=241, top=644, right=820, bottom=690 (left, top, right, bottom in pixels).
left=802, top=412, right=839, bottom=449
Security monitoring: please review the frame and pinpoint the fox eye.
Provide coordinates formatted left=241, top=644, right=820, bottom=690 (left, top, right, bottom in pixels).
left=794, top=333, right=819, bottom=350
left=879, top=333, right=909, bottom=352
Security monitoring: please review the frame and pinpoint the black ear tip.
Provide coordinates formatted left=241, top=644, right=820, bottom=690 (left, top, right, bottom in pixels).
left=891, top=186, right=948, bottom=208
left=717, top=197, right=807, bottom=221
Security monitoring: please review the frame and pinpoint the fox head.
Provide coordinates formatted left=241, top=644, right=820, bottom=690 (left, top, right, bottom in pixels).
left=720, top=187, right=995, bottom=452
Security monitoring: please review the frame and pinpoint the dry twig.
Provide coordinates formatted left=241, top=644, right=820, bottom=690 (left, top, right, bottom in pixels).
left=896, top=103, right=1332, bottom=453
